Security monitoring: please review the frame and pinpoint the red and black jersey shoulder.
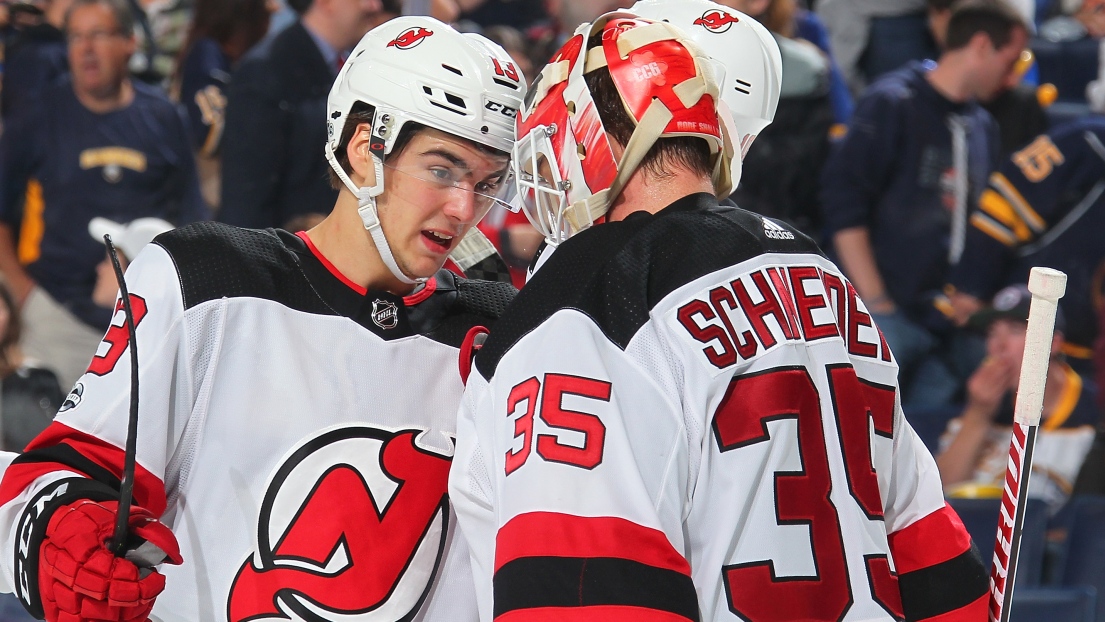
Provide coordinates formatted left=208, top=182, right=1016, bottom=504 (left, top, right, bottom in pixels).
left=413, top=270, right=518, bottom=348
left=476, top=193, right=823, bottom=378
left=154, top=222, right=331, bottom=314
left=154, top=222, right=517, bottom=346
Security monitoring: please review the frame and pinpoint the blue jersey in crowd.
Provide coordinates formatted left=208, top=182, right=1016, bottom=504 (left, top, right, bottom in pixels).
left=177, top=37, right=230, bottom=157
left=0, top=23, right=67, bottom=121
left=948, top=116, right=1105, bottom=353
left=820, top=61, right=1000, bottom=322
left=0, top=78, right=208, bottom=330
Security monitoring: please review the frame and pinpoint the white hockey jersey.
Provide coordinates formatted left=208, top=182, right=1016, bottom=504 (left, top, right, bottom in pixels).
left=0, top=223, right=515, bottom=621
left=449, top=194, right=989, bottom=622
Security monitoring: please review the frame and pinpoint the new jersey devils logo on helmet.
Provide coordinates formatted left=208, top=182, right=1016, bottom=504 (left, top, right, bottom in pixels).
left=226, top=425, right=452, bottom=621
left=387, top=27, right=434, bottom=50
left=693, top=9, right=740, bottom=33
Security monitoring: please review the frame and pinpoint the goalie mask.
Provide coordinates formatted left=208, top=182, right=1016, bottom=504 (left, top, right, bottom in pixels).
left=326, top=17, right=525, bottom=284
left=630, top=0, right=782, bottom=162
left=513, top=14, right=734, bottom=245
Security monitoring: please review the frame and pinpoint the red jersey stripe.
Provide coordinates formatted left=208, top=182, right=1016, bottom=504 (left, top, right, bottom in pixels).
left=888, top=504, right=972, bottom=574
left=0, top=422, right=167, bottom=516
left=494, top=512, right=690, bottom=575
left=295, top=231, right=367, bottom=295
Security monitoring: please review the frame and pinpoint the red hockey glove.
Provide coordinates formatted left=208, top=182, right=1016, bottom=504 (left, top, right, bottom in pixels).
left=38, top=499, right=182, bottom=622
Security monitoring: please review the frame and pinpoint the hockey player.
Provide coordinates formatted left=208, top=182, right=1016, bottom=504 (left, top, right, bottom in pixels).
left=0, top=16, right=523, bottom=622
left=449, top=11, right=988, bottom=622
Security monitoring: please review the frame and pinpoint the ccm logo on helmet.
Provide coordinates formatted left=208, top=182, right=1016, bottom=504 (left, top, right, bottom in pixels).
left=694, top=9, right=740, bottom=33
left=485, top=100, right=518, bottom=118
left=387, top=26, right=434, bottom=50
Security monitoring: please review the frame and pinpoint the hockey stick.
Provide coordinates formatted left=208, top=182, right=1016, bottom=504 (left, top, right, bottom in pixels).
left=988, top=266, right=1067, bottom=622
left=102, top=235, right=141, bottom=557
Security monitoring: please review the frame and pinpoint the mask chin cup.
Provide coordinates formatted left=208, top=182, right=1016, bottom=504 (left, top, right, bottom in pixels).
left=512, top=124, right=574, bottom=245
left=324, top=146, right=426, bottom=286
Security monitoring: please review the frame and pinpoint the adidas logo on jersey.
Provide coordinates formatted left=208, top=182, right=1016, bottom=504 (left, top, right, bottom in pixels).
left=763, top=218, right=795, bottom=240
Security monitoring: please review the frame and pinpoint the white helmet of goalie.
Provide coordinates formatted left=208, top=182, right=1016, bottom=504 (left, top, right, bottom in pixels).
left=630, top=0, right=782, bottom=160
left=325, top=16, right=526, bottom=284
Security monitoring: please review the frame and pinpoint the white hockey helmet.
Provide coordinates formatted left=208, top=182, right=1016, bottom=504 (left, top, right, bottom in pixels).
left=325, top=16, right=526, bottom=284
left=630, top=0, right=782, bottom=162
left=513, top=13, right=734, bottom=245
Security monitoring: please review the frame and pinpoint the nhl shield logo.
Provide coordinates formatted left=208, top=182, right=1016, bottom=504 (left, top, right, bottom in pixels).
left=372, top=299, right=399, bottom=329
left=693, top=9, right=740, bottom=33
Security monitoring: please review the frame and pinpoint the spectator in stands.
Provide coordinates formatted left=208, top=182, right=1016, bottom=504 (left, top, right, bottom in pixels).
left=1070, top=296, right=1105, bottom=495
left=721, top=0, right=852, bottom=124
left=946, top=117, right=1105, bottom=374
left=821, top=0, right=1026, bottom=410
left=219, top=0, right=398, bottom=230
left=721, top=0, right=836, bottom=239
left=0, top=0, right=208, bottom=390
left=816, top=0, right=929, bottom=94
left=929, top=0, right=1048, bottom=158
left=1, top=0, right=72, bottom=122
left=456, top=0, right=548, bottom=29
left=172, top=0, right=274, bottom=210
left=937, top=284, right=1097, bottom=512
left=0, top=278, right=63, bottom=452
left=1041, top=0, right=1105, bottom=40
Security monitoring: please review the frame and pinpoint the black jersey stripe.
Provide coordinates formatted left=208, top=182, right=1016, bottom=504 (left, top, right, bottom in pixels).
left=474, top=193, right=823, bottom=379
left=898, top=543, right=988, bottom=621
left=154, top=222, right=515, bottom=347
left=493, top=556, right=700, bottom=621
left=13, top=443, right=122, bottom=490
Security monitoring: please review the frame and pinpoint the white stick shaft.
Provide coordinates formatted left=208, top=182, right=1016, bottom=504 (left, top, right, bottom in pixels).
left=989, top=267, right=1066, bottom=622
left=1013, top=268, right=1067, bottom=426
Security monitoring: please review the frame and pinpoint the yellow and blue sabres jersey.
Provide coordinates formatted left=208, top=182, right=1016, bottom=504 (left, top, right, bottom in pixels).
left=949, top=116, right=1105, bottom=355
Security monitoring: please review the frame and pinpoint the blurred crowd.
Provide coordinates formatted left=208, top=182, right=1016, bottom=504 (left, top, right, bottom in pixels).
left=0, top=0, right=1104, bottom=616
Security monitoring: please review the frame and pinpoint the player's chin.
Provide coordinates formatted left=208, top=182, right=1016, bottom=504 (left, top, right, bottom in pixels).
left=403, top=253, right=448, bottom=281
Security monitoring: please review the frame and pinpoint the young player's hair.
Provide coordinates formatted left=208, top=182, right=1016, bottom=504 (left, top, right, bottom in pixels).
left=944, top=0, right=1027, bottom=51
left=63, top=0, right=135, bottom=37
left=327, top=102, right=507, bottom=190
left=582, top=34, right=713, bottom=182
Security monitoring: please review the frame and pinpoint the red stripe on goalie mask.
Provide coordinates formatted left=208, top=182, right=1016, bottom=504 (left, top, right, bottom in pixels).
left=603, top=19, right=721, bottom=142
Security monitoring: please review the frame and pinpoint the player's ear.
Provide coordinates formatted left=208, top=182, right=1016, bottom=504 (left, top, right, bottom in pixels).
left=346, top=122, right=377, bottom=188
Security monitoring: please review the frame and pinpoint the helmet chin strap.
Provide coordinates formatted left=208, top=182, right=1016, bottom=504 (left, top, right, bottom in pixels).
left=325, top=146, right=426, bottom=286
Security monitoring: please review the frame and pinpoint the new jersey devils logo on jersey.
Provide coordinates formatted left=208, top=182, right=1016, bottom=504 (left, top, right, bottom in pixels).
left=226, top=425, right=452, bottom=621
left=693, top=9, right=740, bottom=33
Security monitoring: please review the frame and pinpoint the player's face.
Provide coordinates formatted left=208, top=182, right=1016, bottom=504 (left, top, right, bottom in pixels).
left=66, top=3, right=135, bottom=99
left=376, top=128, right=510, bottom=280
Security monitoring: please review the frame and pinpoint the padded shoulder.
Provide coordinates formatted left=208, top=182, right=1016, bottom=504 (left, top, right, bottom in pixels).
left=153, top=222, right=332, bottom=315
left=416, top=270, right=518, bottom=349
left=475, top=193, right=823, bottom=378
